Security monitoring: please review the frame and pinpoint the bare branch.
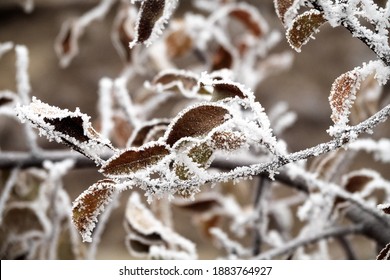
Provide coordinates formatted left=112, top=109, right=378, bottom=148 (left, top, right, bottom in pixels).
left=255, top=224, right=364, bottom=260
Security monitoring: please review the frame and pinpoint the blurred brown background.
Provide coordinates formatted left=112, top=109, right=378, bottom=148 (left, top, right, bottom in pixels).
left=1, top=0, right=389, bottom=259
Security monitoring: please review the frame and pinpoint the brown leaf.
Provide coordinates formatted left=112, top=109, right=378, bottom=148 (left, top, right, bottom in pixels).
left=118, top=17, right=134, bottom=62
left=45, top=116, right=90, bottom=143
left=129, top=120, right=170, bottom=147
left=274, top=0, right=295, bottom=25
left=165, top=104, right=231, bottom=146
left=152, top=71, right=199, bottom=92
left=173, top=193, right=223, bottom=212
left=344, top=175, right=373, bottom=194
left=329, top=70, right=360, bottom=124
left=132, top=0, right=165, bottom=45
left=100, top=143, right=170, bottom=177
left=72, top=179, right=116, bottom=242
left=286, top=10, right=327, bottom=52
left=165, top=26, right=193, bottom=58
left=211, top=45, right=233, bottom=71
left=55, top=20, right=78, bottom=67
left=211, top=131, right=246, bottom=151
left=229, top=8, right=264, bottom=37
left=212, top=82, right=247, bottom=101
left=17, top=98, right=112, bottom=164
left=377, top=243, right=390, bottom=260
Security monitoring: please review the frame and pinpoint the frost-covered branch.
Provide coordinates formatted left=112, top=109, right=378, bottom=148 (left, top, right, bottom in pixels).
left=309, top=0, right=390, bottom=66
left=185, top=103, right=390, bottom=188
left=255, top=223, right=364, bottom=260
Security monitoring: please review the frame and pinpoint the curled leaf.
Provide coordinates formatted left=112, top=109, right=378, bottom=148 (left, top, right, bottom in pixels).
left=151, top=69, right=199, bottom=95
left=112, top=5, right=137, bottom=62
left=100, top=142, right=170, bottom=177
left=211, top=81, right=247, bottom=101
left=173, top=193, right=223, bottom=213
left=229, top=6, right=265, bottom=37
left=211, top=46, right=233, bottom=71
left=165, top=25, right=193, bottom=58
left=16, top=97, right=112, bottom=164
left=165, top=104, right=231, bottom=146
left=124, top=192, right=196, bottom=259
left=72, top=179, right=117, bottom=242
left=130, top=0, right=178, bottom=48
left=286, top=10, right=327, bottom=52
left=129, top=119, right=170, bottom=147
left=55, top=20, right=77, bottom=68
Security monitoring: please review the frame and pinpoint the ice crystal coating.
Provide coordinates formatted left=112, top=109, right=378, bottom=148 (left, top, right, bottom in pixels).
left=72, top=179, right=116, bottom=242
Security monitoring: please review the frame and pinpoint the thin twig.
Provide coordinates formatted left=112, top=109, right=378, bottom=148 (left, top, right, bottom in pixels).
left=255, top=224, right=364, bottom=259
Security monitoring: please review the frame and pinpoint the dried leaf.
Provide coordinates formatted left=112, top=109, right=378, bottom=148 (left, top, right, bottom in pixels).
left=229, top=8, right=264, bottom=37
left=344, top=175, right=373, bottom=194
left=165, top=104, right=231, bottom=146
left=329, top=70, right=360, bottom=124
left=72, top=179, right=116, bottom=242
left=286, top=10, right=327, bottom=52
left=16, top=98, right=112, bottom=164
left=112, top=115, right=134, bottom=148
left=130, top=0, right=178, bottom=48
left=3, top=207, right=44, bottom=234
left=211, top=46, right=233, bottom=71
left=211, top=131, right=246, bottom=151
left=173, top=193, right=223, bottom=212
left=165, top=26, right=193, bottom=58
left=100, top=143, right=170, bottom=177
left=377, top=243, right=390, bottom=260
left=112, top=4, right=138, bottom=62
left=124, top=192, right=196, bottom=259
left=151, top=70, right=199, bottom=94
left=274, top=0, right=295, bottom=25
left=129, top=119, right=170, bottom=147
left=55, top=20, right=79, bottom=68
left=211, top=81, right=247, bottom=101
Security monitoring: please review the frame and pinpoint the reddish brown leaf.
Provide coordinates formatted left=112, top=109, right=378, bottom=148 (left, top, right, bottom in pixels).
left=274, top=0, right=295, bottom=24
left=286, top=10, right=327, bottom=52
left=229, top=8, right=263, bottom=37
left=165, top=104, right=231, bottom=146
left=152, top=71, right=198, bottom=92
left=101, top=143, right=170, bottom=177
left=165, top=27, right=193, bottom=58
left=173, top=194, right=222, bottom=212
left=72, top=179, right=116, bottom=242
left=344, top=175, right=373, bottom=194
left=377, top=243, right=390, bottom=260
left=329, top=70, right=360, bottom=124
left=212, top=82, right=247, bottom=101
left=211, top=45, right=233, bottom=71
left=130, top=120, right=170, bottom=147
